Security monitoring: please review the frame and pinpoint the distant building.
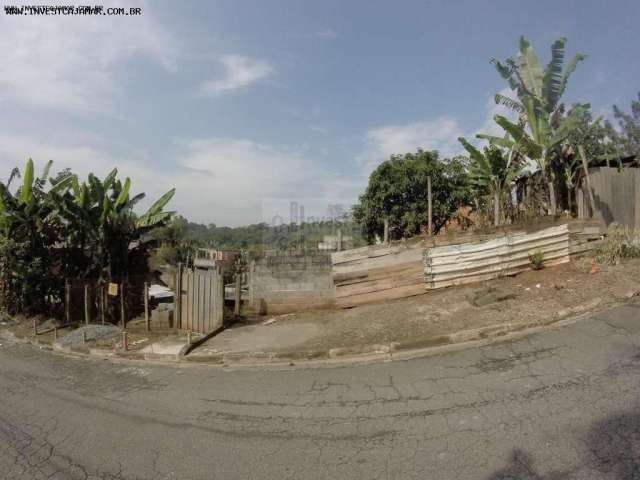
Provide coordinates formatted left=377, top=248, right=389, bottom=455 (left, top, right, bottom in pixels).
left=318, top=234, right=353, bottom=251
left=194, top=248, right=239, bottom=270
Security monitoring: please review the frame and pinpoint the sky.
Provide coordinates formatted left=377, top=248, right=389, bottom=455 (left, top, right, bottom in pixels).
left=1, top=0, right=639, bottom=226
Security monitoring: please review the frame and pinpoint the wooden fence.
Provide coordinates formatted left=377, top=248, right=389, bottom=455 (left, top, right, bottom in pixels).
left=331, top=240, right=425, bottom=308
left=424, top=224, right=570, bottom=289
left=175, top=267, right=224, bottom=334
left=577, top=167, right=640, bottom=228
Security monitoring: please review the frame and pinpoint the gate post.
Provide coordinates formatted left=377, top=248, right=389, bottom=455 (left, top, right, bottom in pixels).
left=175, top=262, right=182, bottom=331
left=234, top=273, right=241, bottom=317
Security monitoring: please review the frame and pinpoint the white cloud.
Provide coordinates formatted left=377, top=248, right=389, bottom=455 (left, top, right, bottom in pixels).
left=0, top=129, right=360, bottom=226
left=362, top=118, right=465, bottom=170
left=0, top=1, right=172, bottom=112
left=359, top=87, right=522, bottom=174
left=173, top=137, right=341, bottom=225
left=200, top=55, right=275, bottom=96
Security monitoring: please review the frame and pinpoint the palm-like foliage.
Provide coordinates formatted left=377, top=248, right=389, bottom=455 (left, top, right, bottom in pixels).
left=488, top=36, right=588, bottom=215
left=458, top=138, right=524, bottom=226
left=0, top=159, right=175, bottom=318
left=50, top=169, right=175, bottom=280
left=0, top=159, right=60, bottom=314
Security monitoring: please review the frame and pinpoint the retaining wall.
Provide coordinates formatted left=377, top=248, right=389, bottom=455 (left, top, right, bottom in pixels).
left=424, top=224, right=571, bottom=289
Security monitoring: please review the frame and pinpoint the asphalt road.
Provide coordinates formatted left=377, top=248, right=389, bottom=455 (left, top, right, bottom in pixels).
left=1, top=303, right=640, bottom=480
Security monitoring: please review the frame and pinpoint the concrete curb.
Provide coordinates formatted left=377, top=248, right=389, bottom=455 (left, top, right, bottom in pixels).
left=1, top=295, right=637, bottom=370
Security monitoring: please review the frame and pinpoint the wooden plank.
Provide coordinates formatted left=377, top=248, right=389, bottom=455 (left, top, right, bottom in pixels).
left=203, top=272, right=209, bottom=332
left=334, top=262, right=424, bottom=286
left=196, top=271, right=203, bottom=333
left=336, top=283, right=426, bottom=308
left=187, top=271, right=194, bottom=331
left=332, top=248, right=424, bottom=275
left=335, top=271, right=425, bottom=298
left=331, top=241, right=424, bottom=265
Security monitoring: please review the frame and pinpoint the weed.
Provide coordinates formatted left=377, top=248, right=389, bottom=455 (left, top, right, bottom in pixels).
left=595, top=225, right=640, bottom=265
left=528, top=250, right=545, bottom=270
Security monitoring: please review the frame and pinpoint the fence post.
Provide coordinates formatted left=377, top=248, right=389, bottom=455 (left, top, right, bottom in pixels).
left=578, top=145, right=596, bottom=219
left=337, top=228, right=343, bottom=252
left=427, top=176, right=433, bottom=235
left=144, top=282, right=150, bottom=332
left=122, top=331, right=128, bottom=351
left=383, top=216, right=390, bottom=244
left=234, top=273, right=241, bottom=317
left=100, top=285, right=106, bottom=325
left=120, top=283, right=126, bottom=330
left=65, top=280, right=70, bottom=325
left=175, top=263, right=182, bottom=331
left=84, top=284, right=90, bottom=325
left=32, top=318, right=37, bottom=336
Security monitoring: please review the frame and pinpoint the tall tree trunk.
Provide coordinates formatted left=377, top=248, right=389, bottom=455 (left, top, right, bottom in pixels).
left=548, top=179, right=557, bottom=216
left=383, top=216, right=390, bottom=244
left=578, top=145, right=596, bottom=219
left=493, top=190, right=500, bottom=227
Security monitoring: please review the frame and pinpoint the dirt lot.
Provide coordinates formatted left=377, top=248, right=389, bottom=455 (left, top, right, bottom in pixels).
left=194, top=257, right=640, bottom=359
left=4, top=256, right=640, bottom=362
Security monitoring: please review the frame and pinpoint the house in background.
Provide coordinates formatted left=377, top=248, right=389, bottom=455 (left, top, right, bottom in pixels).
left=194, top=248, right=239, bottom=270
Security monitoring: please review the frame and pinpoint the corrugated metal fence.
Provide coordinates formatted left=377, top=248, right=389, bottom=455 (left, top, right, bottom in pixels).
left=175, top=268, right=224, bottom=333
left=424, top=224, right=570, bottom=289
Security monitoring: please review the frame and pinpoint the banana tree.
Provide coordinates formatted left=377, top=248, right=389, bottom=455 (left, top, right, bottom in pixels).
left=492, top=102, right=589, bottom=215
left=489, top=36, right=587, bottom=215
left=50, top=169, right=175, bottom=281
left=458, top=138, right=524, bottom=226
left=0, top=159, right=60, bottom=314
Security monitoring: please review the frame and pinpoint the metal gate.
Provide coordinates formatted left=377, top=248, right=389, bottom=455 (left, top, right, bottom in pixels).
left=175, top=267, right=224, bottom=333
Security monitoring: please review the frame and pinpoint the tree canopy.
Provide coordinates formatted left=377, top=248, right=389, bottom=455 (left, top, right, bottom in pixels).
left=353, top=150, right=471, bottom=241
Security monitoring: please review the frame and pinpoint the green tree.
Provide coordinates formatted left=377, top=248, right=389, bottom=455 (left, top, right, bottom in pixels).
left=489, top=36, right=588, bottom=215
left=458, top=139, right=524, bottom=226
left=0, top=159, right=60, bottom=315
left=353, top=150, right=471, bottom=241
left=605, top=92, right=640, bottom=157
left=49, top=169, right=175, bottom=281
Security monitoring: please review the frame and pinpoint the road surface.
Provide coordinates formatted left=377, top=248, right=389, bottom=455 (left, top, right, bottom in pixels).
left=1, top=303, right=640, bottom=479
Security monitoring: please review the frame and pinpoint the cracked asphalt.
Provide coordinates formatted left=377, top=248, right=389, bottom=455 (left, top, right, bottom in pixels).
left=1, top=303, right=640, bottom=479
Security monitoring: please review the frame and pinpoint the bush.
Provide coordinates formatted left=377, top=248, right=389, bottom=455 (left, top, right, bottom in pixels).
left=595, top=225, right=640, bottom=265
left=528, top=250, right=545, bottom=270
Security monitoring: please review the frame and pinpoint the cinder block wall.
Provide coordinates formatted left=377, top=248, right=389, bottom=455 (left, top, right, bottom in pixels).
left=249, top=253, right=335, bottom=314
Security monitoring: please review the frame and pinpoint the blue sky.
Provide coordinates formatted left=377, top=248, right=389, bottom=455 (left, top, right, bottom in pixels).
left=1, top=0, right=639, bottom=225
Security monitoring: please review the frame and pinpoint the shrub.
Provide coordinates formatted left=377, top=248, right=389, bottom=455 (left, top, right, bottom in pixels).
left=528, top=250, right=545, bottom=270
left=595, top=225, right=640, bottom=265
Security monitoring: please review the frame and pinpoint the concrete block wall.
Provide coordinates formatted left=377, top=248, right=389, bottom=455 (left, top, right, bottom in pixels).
left=249, top=253, right=335, bottom=314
